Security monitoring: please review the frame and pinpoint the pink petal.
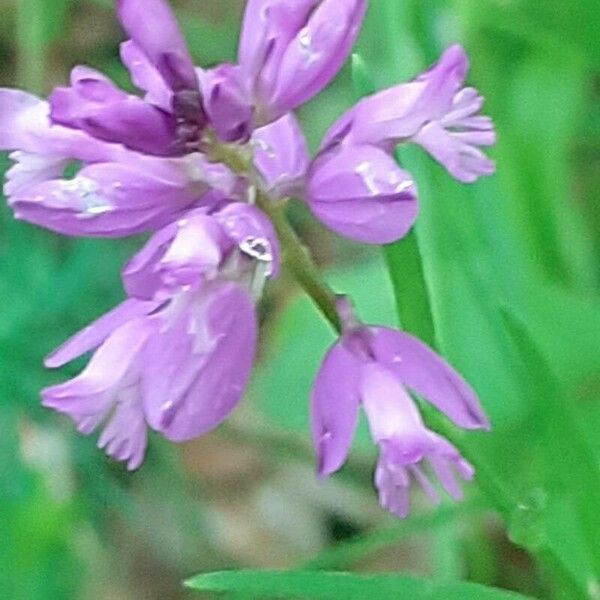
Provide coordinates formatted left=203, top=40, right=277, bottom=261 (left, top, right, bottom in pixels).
left=311, top=341, right=362, bottom=477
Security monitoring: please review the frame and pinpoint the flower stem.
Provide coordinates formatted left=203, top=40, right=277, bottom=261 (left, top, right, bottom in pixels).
left=255, top=193, right=342, bottom=333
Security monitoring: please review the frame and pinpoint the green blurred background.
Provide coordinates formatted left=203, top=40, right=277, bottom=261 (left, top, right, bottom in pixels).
left=1, top=0, right=599, bottom=598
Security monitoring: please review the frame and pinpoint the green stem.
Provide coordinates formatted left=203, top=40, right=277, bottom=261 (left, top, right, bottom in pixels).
left=16, top=0, right=46, bottom=94
left=384, top=232, right=436, bottom=347
left=255, top=193, right=342, bottom=332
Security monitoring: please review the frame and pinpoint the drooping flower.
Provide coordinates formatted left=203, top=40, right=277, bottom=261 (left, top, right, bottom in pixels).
left=239, top=0, right=367, bottom=125
left=305, top=144, right=418, bottom=244
left=43, top=203, right=279, bottom=469
left=311, top=299, right=489, bottom=517
left=323, top=44, right=496, bottom=183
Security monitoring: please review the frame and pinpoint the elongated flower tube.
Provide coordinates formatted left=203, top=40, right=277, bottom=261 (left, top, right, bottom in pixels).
left=43, top=203, right=279, bottom=469
left=239, top=0, right=367, bottom=124
left=323, top=45, right=496, bottom=183
left=306, top=144, right=418, bottom=244
left=311, top=299, right=489, bottom=517
left=50, top=67, right=180, bottom=157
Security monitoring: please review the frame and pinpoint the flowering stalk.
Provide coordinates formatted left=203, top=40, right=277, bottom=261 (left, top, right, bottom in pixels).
left=5, top=3, right=580, bottom=590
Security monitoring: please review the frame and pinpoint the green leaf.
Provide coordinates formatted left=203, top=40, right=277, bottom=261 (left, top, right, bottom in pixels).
left=185, top=570, right=536, bottom=600
left=501, top=310, right=600, bottom=582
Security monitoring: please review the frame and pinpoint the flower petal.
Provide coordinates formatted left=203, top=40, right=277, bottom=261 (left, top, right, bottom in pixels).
left=198, top=64, right=254, bottom=143
left=215, top=202, right=281, bottom=277
left=123, top=212, right=228, bottom=299
left=311, top=341, right=362, bottom=477
left=42, top=318, right=151, bottom=441
left=4, top=152, right=67, bottom=197
left=322, top=44, right=469, bottom=148
left=120, top=40, right=172, bottom=111
left=413, top=118, right=496, bottom=184
left=0, top=89, right=119, bottom=161
left=45, top=298, right=160, bottom=368
left=117, top=0, right=197, bottom=92
left=239, top=0, right=320, bottom=100
left=369, top=327, right=490, bottom=430
left=359, top=363, right=425, bottom=443
left=50, top=72, right=178, bottom=156
left=142, top=283, right=257, bottom=442
left=10, top=157, right=206, bottom=237
left=270, top=0, right=366, bottom=114
left=252, top=113, right=309, bottom=199
left=97, top=386, right=148, bottom=471
left=307, top=145, right=419, bottom=244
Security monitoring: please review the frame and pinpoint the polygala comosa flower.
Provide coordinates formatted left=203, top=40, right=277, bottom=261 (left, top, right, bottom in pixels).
left=43, top=203, right=278, bottom=469
left=311, top=299, right=489, bottom=517
left=0, top=0, right=495, bottom=516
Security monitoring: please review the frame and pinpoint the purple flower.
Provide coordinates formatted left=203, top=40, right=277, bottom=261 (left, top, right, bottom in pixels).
left=49, top=67, right=181, bottom=157
left=43, top=202, right=279, bottom=469
left=323, top=45, right=496, bottom=183
left=43, top=283, right=256, bottom=470
left=306, top=144, right=418, bottom=244
left=311, top=303, right=489, bottom=517
left=0, top=90, right=126, bottom=196
left=8, top=153, right=237, bottom=238
left=252, top=114, right=310, bottom=200
left=0, top=90, right=119, bottom=161
left=49, top=0, right=205, bottom=156
left=122, top=202, right=280, bottom=300
left=120, top=40, right=172, bottom=112
left=239, top=0, right=367, bottom=124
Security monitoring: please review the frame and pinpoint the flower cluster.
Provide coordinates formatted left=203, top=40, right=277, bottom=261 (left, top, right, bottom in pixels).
left=0, top=0, right=494, bottom=515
